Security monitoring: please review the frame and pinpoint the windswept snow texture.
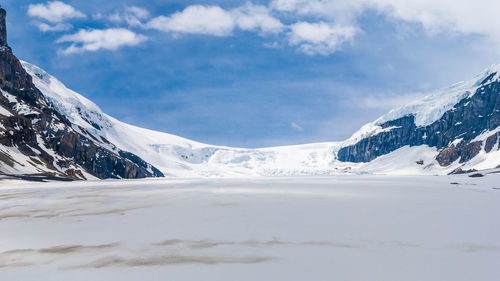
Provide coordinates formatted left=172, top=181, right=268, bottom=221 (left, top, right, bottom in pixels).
left=1, top=176, right=499, bottom=281
left=21, top=61, right=500, bottom=177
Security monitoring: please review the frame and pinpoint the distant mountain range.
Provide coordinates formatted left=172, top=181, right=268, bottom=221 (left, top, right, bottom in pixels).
left=0, top=8, right=498, bottom=179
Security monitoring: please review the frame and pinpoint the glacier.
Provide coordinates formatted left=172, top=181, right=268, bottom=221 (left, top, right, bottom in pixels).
left=19, top=61, right=500, bottom=177
left=1, top=175, right=499, bottom=280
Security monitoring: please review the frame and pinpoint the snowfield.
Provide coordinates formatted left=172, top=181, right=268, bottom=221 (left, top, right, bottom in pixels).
left=1, top=175, right=499, bottom=281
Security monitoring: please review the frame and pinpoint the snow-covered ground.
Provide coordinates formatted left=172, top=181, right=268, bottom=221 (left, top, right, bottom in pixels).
left=1, top=175, right=499, bottom=281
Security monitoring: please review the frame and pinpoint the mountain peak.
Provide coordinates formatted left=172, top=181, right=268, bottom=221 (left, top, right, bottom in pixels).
left=484, top=63, right=500, bottom=73
left=0, top=9, right=164, bottom=180
left=338, top=63, right=500, bottom=170
left=0, top=7, right=7, bottom=47
left=476, top=63, right=500, bottom=86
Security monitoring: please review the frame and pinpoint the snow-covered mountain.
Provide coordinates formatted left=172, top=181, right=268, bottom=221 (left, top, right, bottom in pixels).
left=338, top=64, right=500, bottom=174
left=0, top=6, right=499, bottom=179
left=23, top=61, right=348, bottom=177
left=0, top=8, right=163, bottom=180
left=20, top=59, right=500, bottom=177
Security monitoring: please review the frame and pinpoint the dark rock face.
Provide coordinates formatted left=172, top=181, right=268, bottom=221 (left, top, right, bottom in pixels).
left=338, top=77, right=500, bottom=167
left=435, top=145, right=459, bottom=167
left=0, top=8, right=6, bottom=47
left=485, top=133, right=498, bottom=153
left=0, top=9, right=163, bottom=179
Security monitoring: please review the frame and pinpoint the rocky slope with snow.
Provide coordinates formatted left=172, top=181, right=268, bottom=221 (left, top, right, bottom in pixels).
left=0, top=8, right=163, bottom=180
left=338, top=65, right=500, bottom=174
left=22, top=57, right=500, bottom=177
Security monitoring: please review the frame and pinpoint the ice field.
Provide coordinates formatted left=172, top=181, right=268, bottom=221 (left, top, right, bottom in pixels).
left=1, top=175, right=499, bottom=280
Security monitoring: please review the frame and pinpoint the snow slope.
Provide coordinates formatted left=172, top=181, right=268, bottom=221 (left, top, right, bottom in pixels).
left=22, top=61, right=346, bottom=177
left=21, top=62, right=500, bottom=177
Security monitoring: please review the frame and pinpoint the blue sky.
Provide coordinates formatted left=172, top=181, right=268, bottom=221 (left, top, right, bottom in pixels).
left=3, top=0, right=500, bottom=147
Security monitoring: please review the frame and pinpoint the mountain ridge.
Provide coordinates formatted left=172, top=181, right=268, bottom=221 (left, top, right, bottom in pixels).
left=0, top=7, right=163, bottom=180
left=338, top=64, right=500, bottom=173
left=0, top=6, right=499, bottom=179
left=18, top=60, right=500, bottom=178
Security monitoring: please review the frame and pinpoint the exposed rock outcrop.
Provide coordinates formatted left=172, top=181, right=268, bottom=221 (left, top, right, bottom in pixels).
left=0, top=8, right=7, bottom=47
left=338, top=74, right=500, bottom=167
left=0, top=8, right=163, bottom=179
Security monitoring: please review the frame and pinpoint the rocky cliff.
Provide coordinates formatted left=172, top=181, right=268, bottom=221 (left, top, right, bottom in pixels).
left=0, top=8, right=163, bottom=179
left=338, top=69, right=500, bottom=172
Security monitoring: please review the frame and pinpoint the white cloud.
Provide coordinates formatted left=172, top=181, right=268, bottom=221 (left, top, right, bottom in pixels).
left=92, top=12, right=103, bottom=20
left=290, top=122, right=304, bottom=131
left=126, top=6, right=150, bottom=20
left=28, top=1, right=86, bottom=23
left=142, top=3, right=353, bottom=54
left=271, top=0, right=303, bottom=12
left=369, top=0, right=500, bottom=44
left=289, top=22, right=358, bottom=55
left=272, top=0, right=500, bottom=48
left=109, top=6, right=150, bottom=27
left=56, top=28, right=147, bottom=55
left=146, top=4, right=284, bottom=37
left=146, top=5, right=235, bottom=37
left=40, top=1, right=500, bottom=56
left=271, top=0, right=367, bottom=24
left=36, top=22, right=72, bottom=32
left=140, top=0, right=500, bottom=54
left=232, top=3, right=284, bottom=34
